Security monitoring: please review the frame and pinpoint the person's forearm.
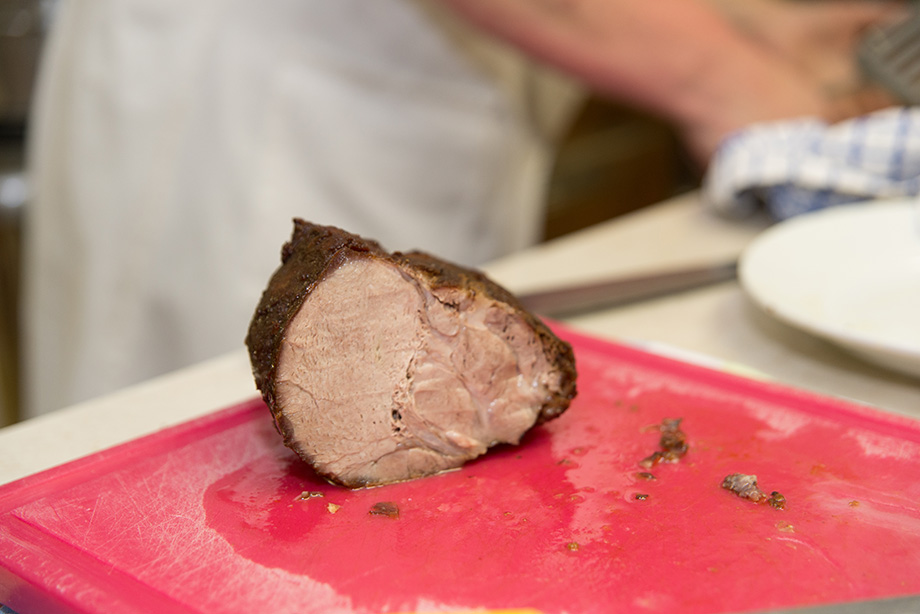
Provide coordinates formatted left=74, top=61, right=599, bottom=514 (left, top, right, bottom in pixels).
left=442, top=0, right=826, bottom=158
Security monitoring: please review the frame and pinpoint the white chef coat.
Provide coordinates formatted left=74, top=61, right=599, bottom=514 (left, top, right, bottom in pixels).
left=21, top=0, right=582, bottom=417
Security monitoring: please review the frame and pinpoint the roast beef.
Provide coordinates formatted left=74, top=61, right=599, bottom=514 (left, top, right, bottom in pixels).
left=246, top=220, right=577, bottom=488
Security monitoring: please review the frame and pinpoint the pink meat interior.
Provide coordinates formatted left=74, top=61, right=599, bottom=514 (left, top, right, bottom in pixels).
left=273, top=257, right=561, bottom=486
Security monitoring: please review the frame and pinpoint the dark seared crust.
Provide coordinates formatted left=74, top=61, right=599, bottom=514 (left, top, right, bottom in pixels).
left=394, top=250, right=577, bottom=422
left=246, top=219, right=577, bottom=468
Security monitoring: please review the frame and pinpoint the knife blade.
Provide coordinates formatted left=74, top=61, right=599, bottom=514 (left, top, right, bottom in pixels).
left=515, top=260, right=738, bottom=317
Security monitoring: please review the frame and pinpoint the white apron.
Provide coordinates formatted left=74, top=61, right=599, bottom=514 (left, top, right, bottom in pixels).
left=22, top=0, right=582, bottom=417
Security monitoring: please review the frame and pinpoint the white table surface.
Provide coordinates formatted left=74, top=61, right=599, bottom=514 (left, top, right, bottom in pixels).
left=1, top=191, right=918, bottom=486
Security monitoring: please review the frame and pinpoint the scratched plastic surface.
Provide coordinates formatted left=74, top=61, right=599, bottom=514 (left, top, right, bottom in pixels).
left=1, top=327, right=920, bottom=614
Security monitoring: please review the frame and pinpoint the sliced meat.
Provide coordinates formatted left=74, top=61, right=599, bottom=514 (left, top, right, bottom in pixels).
left=246, top=220, right=577, bottom=488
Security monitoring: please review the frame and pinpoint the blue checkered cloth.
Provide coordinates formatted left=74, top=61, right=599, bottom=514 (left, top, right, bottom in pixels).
left=703, top=106, right=920, bottom=220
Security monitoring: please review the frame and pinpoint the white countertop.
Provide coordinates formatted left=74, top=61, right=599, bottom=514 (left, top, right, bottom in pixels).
left=2, top=191, right=918, bottom=485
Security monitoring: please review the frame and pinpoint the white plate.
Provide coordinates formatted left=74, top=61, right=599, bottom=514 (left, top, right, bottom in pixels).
left=739, top=199, right=920, bottom=379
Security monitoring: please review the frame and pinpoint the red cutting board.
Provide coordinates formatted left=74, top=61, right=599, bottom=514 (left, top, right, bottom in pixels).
left=1, top=326, right=920, bottom=614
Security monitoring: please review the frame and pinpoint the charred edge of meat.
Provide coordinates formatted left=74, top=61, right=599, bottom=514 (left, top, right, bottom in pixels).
left=721, top=473, right=786, bottom=509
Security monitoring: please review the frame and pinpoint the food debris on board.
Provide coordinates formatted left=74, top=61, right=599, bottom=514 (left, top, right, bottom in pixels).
left=639, top=417, right=688, bottom=468
left=369, top=501, right=400, bottom=519
left=627, top=417, right=788, bottom=512
left=721, top=473, right=786, bottom=509
left=623, top=417, right=689, bottom=502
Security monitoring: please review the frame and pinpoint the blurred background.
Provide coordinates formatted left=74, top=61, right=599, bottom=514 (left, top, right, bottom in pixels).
left=0, top=0, right=699, bottom=427
left=0, top=0, right=53, bottom=428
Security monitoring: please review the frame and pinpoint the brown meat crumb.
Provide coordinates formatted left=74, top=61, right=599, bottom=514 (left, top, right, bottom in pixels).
left=767, top=491, right=786, bottom=510
left=369, top=501, right=400, bottom=519
left=721, top=473, right=786, bottom=509
left=639, top=418, right=688, bottom=468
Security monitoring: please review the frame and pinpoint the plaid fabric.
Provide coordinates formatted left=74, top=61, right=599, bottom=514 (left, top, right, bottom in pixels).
left=703, top=106, right=920, bottom=220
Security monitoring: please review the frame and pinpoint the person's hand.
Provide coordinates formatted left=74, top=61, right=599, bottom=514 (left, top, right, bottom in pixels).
left=679, top=60, right=899, bottom=165
left=442, top=0, right=909, bottom=166
left=675, top=56, right=826, bottom=163
left=683, top=0, right=909, bottom=163
left=707, top=0, right=908, bottom=98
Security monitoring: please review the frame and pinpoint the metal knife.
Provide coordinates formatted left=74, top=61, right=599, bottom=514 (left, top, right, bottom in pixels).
left=515, top=260, right=738, bottom=317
